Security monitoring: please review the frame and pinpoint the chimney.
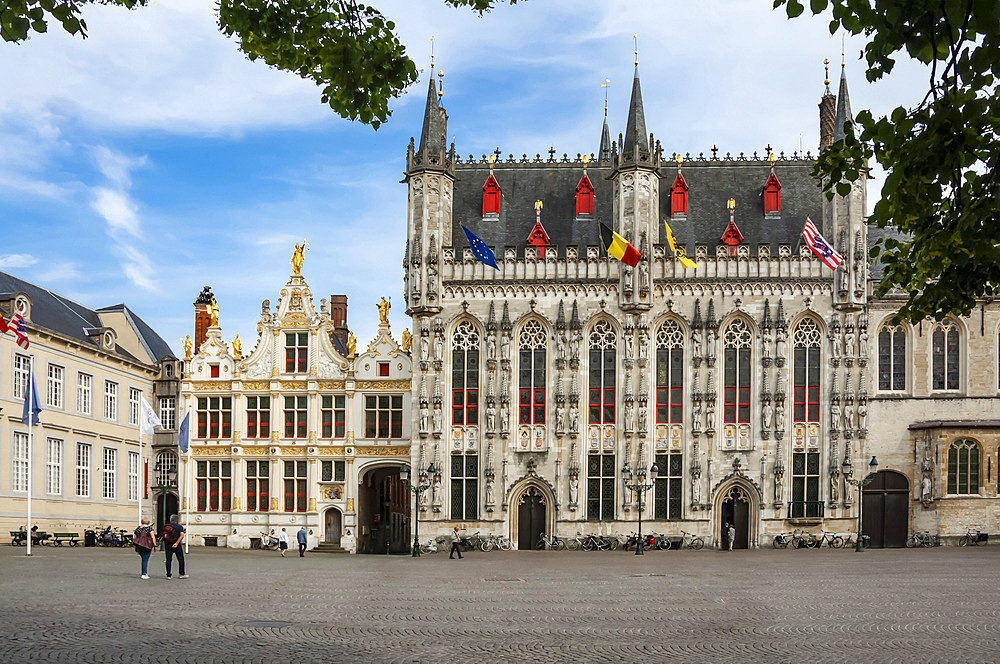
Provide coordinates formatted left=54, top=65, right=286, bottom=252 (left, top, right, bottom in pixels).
left=330, top=294, right=349, bottom=347
left=193, top=286, right=214, bottom=353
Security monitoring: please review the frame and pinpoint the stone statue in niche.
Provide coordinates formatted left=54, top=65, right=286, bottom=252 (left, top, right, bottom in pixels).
left=831, top=402, right=842, bottom=429
left=556, top=404, right=566, bottom=432
left=762, top=402, right=773, bottom=429
left=775, top=404, right=785, bottom=431
left=432, top=475, right=442, bottom=506
left=692, top=327, right=703, bottom=358
left=624, top=401, right=635, bottom=431
left=705, top=400, right=715, bottom=423
left=625, top=334, right=635, bottom=359
left=706, top=328, right=716, bottom=361
left=569, top=404, right=579, bottom=432
left=432, top=403, right=442, bottom=433
left=639, top=263, right=649, bottom=292
left=569, top=476, right=579, bottom=504
left=775, top=327, right=786, bottom=358
left=857, top=402, right=868, bottom=430
left=921, top=473, right=932, bottom=503
left=691, top=476, right=701, bottom=504
left=830, top=470, right=840, bottom=502
left=420, top=334, right=429, bottom=362
left=419, top=404, right=429, bottom=432
left=420, top=483, right=429, bottom=508
left=762, top=330, right=773, bottom=358
left=832, top=332, right=842, bottom=359
left=499, top=402, right=510, bottom=432
left=487, top=335, right=496, bottom=360
left=774, top=467, right=784, bottom=503
left=434, top=333, right=444, bottom=362
left=859, top=329, right=869, bottom=359
left=637, top=404, right=647, bottom=432
left=427, top=265, right=437, bottom=295
left=638, top=331, right=649, bottom=360
left=570, top=330, right=581, bottom=358
left=692, top=401, right=702, bottom=429
left=485, top=476, right=495, bottom=505
left=501, top=334, right=511, bottom=360
left=845, top=327, right=856, bottom=358
left=623, top=265, right=633, bottom=293
left=486, top=404, right=497, bottom=432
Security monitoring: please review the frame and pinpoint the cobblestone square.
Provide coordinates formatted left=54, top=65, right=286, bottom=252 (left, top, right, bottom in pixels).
left=2, top=545, right=998, bottom=663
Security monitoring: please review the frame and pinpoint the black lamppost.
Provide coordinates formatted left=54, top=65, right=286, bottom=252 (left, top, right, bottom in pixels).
left=843, top=455, right=878, bottom=552
left=400, top=462, right=434, bottom=558
left=623, top=461, right=658, bottom=555
left=153, top=460, right=178, bottom=530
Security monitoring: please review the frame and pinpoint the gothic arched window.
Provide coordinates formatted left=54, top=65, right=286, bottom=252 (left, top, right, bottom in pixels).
left=932, top=319, right=960, bottom=391
left=793, top=317, right=822, bottom=423
left=518, top=320, right=547, bottom=424
left=451, top=321, right=480, bottom=425
left=947, top=439, right=980, bottom=494
left=877, top=324, right=907, bottom=391
left=655, top=320, right=684, bottom=424
left=588, top=320, right=617, bottom=424
left=723, top=319, right=752, bottom=424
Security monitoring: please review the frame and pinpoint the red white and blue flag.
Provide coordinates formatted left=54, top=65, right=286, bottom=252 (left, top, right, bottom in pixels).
left=11, top=313, right=30, bottom=349
left=802, top=218, right=843, bottom=271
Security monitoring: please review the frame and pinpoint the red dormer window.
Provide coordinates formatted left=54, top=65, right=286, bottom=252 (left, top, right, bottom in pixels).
left=763, top=172, right=781, bottom=214
left=670, top=173, right=689, bottom=216
left=721, top=220, right=744, bottom=257
left=483, top=174, right=501, bottom=215
left=575, top=174, right=594, bottom=216
left=526, top=220, right=551, bottom=258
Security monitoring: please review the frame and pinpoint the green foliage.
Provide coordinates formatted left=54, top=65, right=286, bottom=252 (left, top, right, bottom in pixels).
left=775, top=0, right=1000, bottom=324
left=1, top=0, right=518, bottom=128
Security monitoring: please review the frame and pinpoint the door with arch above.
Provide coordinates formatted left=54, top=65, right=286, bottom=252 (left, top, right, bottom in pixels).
left=325, top=509, right=342, bottom=545
left=861, top=470, right=909, bottom=548
left=517, top=487, right=546, bottom=550
left=719, top=485, right=751, bottom=549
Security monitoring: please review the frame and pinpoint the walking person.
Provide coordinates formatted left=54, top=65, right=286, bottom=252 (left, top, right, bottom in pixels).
left=297, top=526, right=308, bottom=557
left=278, top=528, right=289, bottom=557
left=134, top=518, right=157, bottom=579
left=449, top=526, right=463, bottom=559
left=728, top=523, right=736, bottom=551
left=162, top=514, right=187, bottom=579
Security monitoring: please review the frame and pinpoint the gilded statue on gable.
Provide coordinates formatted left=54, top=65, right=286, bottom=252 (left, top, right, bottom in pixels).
left=208, top=299, right=220, bottom=327
left=291, top=240, right=308, bottom=275
left=184, top=334, right=193, bottom=359
left=347, top=331, right=357, bottom=357
left=377, top=296, right=391, bottom=324
left=232, top=334, right=243, bottom=359
left=401, top=328, right=412, bottom=352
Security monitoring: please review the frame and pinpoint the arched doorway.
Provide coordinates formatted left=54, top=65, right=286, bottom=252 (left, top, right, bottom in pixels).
left=713, top=480, right=759, bottom=549
left=324, top=508, right=343, bottom=545
left=156, top=492, right=178, bottom=534
left=861, top=470, right=909, bottom=548
left=356, top=465, right=410, bottom=554
left=508, top=479, right=555, bottom=549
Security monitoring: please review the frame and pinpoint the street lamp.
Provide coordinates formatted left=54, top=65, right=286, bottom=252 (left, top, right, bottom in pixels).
left=400, top=462, right=435, bottom=558
left=843, top=455, right=878, bottom=552
left=623, top=461, right=659, bottom=555
left=153, top=459, right=178, bottom=539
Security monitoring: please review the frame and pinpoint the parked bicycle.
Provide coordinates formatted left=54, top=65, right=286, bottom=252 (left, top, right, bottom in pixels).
left=959, top=528, right=988, bottom=547
left=816, top=531, right=845, bottom=548
left=906, top=530, right=938, bottom=548
left=480, top=534, right=512, bottom=552
left=772, top=532, right=792, bottom=549
left=842, top=532, right=871, bottom=548
left=791, top=530, right=818, bottom=549
left=418, top=539, right=441, bottom=554
left=679, top=531, right=706, bottom=550
left=535, top=533, right=567, bottom=550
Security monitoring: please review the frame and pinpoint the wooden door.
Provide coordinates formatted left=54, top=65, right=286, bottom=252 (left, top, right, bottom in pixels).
left=720, top=486, right=751, bottom=549
left=517, top=488, right=546, bottom=550
left=325, top=509, right=342, bottom=545
left=862, top=471, right=909, bottom=548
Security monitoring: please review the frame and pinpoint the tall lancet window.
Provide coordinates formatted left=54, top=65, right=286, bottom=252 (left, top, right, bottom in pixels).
left=518, top=320, right=547, bottom=424
left=655, top=320, right=684, bottom=424
left=451, top=321, right=480, bottom=425
left=588, top=320, right=617, bottom=424
left=723, top=319, right=752, bottom=424
left=931, top=319, right=960, bottom=391
left=877, top=324, right=907, bottom=391
left=792, top=317, right=822, bottom=424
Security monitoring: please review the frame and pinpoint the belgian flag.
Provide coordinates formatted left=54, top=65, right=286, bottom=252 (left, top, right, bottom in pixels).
left=599, top=222, right=641, bottom=267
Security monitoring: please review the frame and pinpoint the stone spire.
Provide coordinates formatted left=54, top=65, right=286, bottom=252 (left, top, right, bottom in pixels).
left=599, top=77, right=612, bottom=161
left=417, top=72, right=447, bottom=157
left=622, top=65, right=649, bottom=156
left=819, top=58, right=837, bottom=150
left=833, top=62, right=853, bottom=142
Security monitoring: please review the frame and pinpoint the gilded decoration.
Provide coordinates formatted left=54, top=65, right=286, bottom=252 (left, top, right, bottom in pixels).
left=281, top=446, right=308, bottom=456
left=233, top=498, right=241, bottom=510
left=309, top=432, right=318, bottom=444
left=317, top=447, right=346, bottom=456
left=318, top=380, right=346, bottom=390
left=271, top=431, right=280, bottom=442
left=280, top=381, right=308, bottom=391
left=243, top=446, right=268, bottom=456
left=321, top=485, right=344, bottom=500
left=270, top=497, right=280, bottom=510
left=192, top=381, right=234, bottom=392
left=191, top=446, right=233, bottom=456
left=346, top=498, right=355, bottom=512
left=308, top=498, right=317, bottom=511
left=355, top=379, right=411, bottom=390
left=243, top=381, right=270, bottom=391
left=355, top=446, right=410, bottom=457
left=233, top=431, right=242, bottom=442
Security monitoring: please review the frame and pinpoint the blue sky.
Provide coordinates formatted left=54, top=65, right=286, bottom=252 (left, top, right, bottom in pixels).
left=0, top=0, right=929, bottom=355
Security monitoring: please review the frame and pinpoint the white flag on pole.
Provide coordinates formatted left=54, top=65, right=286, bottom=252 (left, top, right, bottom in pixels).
left=140, top=395, right=162, bottom=435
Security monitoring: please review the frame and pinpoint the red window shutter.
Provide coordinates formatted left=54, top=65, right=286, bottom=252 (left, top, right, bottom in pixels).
left=482, top=174, right=501, bottom=215
left=670, top=174, right=688, bottom=215
left=763, top=173, right=781, bottom=214
left=576, top=175, right=594, bottom=215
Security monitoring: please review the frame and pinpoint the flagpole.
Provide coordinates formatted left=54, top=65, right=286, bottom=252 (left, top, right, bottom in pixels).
left=26, top=354, right=34, bottom=557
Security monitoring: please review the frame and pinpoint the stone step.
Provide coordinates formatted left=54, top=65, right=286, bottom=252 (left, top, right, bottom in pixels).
left=312, top=544, right=349, bottom=554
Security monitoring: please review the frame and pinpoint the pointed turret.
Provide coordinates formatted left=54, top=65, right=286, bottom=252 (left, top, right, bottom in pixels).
left=599, top=113, right=612, bottom=161
left=623, top=65, right=648, bottom=155
left=818, top=58, right=836, bottom=149
left=418, top=73, right=446, bottom=156
left=833, top=63, right=853, bottom=142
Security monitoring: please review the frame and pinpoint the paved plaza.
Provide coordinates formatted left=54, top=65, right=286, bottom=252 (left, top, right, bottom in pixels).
left=2, top=544, right=999, bottom=663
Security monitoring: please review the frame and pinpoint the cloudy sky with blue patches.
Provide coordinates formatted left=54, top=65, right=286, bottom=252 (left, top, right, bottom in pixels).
left=0, top=0, right=929, bottom=355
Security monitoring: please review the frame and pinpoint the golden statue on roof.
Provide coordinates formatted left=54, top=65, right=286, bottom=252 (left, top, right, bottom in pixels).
left=291, top=240, right=308, bottom=275
left=232, top=334, right=243, bottom=360
left=377, top=296, right=391, bottom=324
left=208, top=299, right=220, bottom=327
left=401, top=328, right=412, bottom=352
left=347, top=332, right=357, bottom=357
left=534, top=200, right=543, bottom=214
left=184, top=335, right=192, bottom=359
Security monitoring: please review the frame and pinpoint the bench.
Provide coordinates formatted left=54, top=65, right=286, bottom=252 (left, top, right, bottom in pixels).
left=52, top=533, right=80, bottom=546
left=10, top=531, right=26, bottom=545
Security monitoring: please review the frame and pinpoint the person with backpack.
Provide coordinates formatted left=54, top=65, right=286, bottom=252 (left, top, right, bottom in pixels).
left=133, top=517, right=157, bottom=579
left=162, top=514, right=187, bottom=579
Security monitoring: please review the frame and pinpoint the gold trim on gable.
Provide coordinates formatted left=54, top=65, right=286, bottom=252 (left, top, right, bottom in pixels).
left=355, top=379, right=411, bottom=390
left=280, top=381, right=308, bottom=390
left=192, top=381, right=234, bottom=392
left=318, top=380, right=346, bottom=390
left=191, top=446, right=233, bottom=456
left=354, top=446, right=411, bottom=457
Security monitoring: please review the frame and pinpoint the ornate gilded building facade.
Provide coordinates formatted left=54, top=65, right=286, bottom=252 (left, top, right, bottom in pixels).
left=178, top=259, right=412, bottom=553
left=402, top=64, right=1000, bottom=549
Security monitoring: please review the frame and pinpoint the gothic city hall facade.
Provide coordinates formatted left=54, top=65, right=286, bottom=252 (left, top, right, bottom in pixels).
left=401, top=65, right=1000, bottom=550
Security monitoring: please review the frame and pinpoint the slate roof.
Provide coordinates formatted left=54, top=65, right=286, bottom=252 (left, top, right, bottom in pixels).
left=0, top=271, right=175, bottom=364
left=451, top=158, right=825, bottom=256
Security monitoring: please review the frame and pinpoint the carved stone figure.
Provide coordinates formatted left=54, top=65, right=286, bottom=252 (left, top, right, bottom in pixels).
left=401, top=328, right=412, bottom=352
left=485, top=476, right=495, bottom=505
left=857, top=402, right=868, bottom=430
left=569, top=404, right=579, bottom=432
left=845, top=328, right=856, bottom=358
left=830, top=470, right=840, bottom=502
left=638, top=332, right=649, bottom=360
left=691, top=476, right=701, bottom=504
left=705, top=400, right=715, bottom=422
left=775, top=327, right=786, bottom=357
left=420, top=334, right=429, bottom=362
left=832, top=333, right=842, bottom=358
left=762, top=331, right=773, bottom=358
left=921, top=474, right=932, bottom=503
left=501, top=334, right=511, bottom=360
left=859, top=330, right=869, bottom=358
left=692, top=327, right=703, bottom=358
left=637, top=404, right=647, bottom=432
left=639, top=262, right=649, bottom=291
left=569, top=476, right=579, bottom=504
left=774, top=468, right=784, bottom=503
left=831, top=403, right=842, bottom=429
left=486, top=404, right=497, bottom=432
left=570, top=330, right=581, bottom=358
left=434, top=333, right=444, bottom=362
left=556, top=404, right=566, bottom=432
left=432, top=404, right=442, bottom=433
left=775, top=404, right=785, bottom=431
left=432, top=476, right=442, bottom=506
left=624, top=401, right=635, bottom=431
left=500, top=402, right=510, bottom=432
left=692, top=401, right=702, bottom=429
left=625, top=334, right=635, bottom=359
left=487, top=335, right=496, bottom=360
left=762, top=402, right=773, bottom=429
left=419, top=404, right=429, bottom=432
left=706, top=328, right=716, bottom=360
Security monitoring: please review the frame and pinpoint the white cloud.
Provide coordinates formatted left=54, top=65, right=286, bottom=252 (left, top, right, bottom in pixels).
left=91, top=187, right=141, bottom=237
left=0, top=253, right=39, bottom=269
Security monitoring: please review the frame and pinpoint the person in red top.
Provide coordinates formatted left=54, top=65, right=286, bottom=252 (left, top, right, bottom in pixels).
left=162, top=514, right=187, bottom=579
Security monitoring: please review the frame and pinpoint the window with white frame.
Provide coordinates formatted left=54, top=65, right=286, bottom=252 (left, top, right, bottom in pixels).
left=102, top=447, right=117, bottom=499
left=128, top=450, right=140, bottom=501
left=13, top=432, right=29, bottom=492
left=46, top=438, right=62, bottom=495
left=104, top=381, right=118, bottom=421
left=77, top=373, right=93, bottom=415
left=47, top=364, right=64, bottom=408
left=128, top=387, right=141, bottom=426
left=76, top=443, right=91, bottom=497
left=155, top=450, right=178, bottom=487
left=159, top=396, right=176, bottom=430
left=197, top=460, right=232, bottom=512
left=13, top=354, right=30, bottom=399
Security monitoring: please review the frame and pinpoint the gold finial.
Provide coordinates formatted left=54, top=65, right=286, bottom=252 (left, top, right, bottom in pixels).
left=582, top=153, right=589, bottom=167
left=841, top=35, right=845, bottom=67
left=675, top=153, right=683, bottom=166
left=534, top=200, right=543, bottom=214
left=437, top=69, right=443, bottom=98
left=232, top=334, right=243, bottom=360
left=377, top=296, right=390, bottom=325
left=487, top=153, right=495, bottom=171
left=291, top=240, right=308, bottom=275
left=208, top=298, right=220, bottom=327
left=768, top=152, right=776, bottom=166
left=601, top=78, right=610, bottom=114
left=430, top=36, right=434, bottom=68
left=727, top=198, right=736, bottom=214
left=824, top=57, right=830, bottom=87
left=633, top=34, right=638, bottom=65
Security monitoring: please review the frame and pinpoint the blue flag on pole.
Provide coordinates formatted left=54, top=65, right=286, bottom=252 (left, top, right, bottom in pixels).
left=178, top=412, right=190, bottom=454
left=461, top=225, right=499, bottom=270
left=21, top=369, right=41, bottom=426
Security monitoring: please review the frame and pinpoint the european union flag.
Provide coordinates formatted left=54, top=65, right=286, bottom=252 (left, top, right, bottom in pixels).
left=462, top=225, right=499, bottom=270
